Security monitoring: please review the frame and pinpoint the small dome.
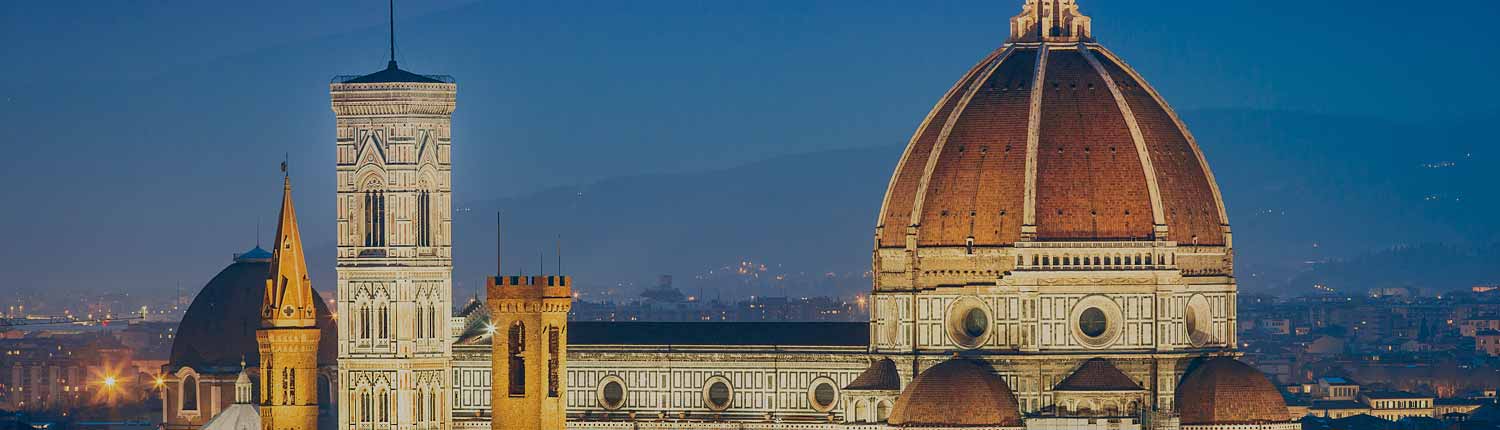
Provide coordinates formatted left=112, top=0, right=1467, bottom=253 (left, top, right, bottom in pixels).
left=845, top=358, right=901, bottom=391
left=890, top=359, right=1021, bottom=427
left=169, top=251, right=336, bottom=372
left=1054, top=358, right=1141, bottom=391
left=1175, top=357, right=1289, bottom=425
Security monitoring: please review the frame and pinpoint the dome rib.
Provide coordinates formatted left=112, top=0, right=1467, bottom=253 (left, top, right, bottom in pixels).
left=910, top=46, right=1021, bottom=246
left=1093, top=46, right=1230, bottom=245
left=1020, top=43, right=1051, bottom=235
left=1033, top=48, right=1154, bottom=240
left=1079, top=46, right=1168, bottom=232
left=877, top=49, right=1006, bottom=248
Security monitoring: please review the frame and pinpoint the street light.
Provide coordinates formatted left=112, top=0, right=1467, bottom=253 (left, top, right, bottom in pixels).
left=102, top=376, right=116, bottom=388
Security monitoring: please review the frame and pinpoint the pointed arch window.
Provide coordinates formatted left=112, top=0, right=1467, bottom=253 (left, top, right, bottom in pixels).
left=363, top=187, right=387, bottom=247
left=417, top=190, right=433, bottom=247
left=377, top=304, right=388, bottom=339
left=378, top=389, right=389, bottom=423
left=416, top=304, right=426, bottom=340
left=360, top=304, right=372, bottom=340
left=508, top=322, right=526, bottom=396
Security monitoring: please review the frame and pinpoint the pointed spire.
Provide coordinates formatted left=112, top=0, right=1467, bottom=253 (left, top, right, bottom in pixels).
left=1009, top=0, right=1093, bottom=43
left=388, top=0, right=399, bottom=70
left=263, top=171, right=317, bottom=328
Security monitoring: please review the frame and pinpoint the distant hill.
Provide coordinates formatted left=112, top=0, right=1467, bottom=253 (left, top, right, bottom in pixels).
left=437, top=109, right=1498, bottom=298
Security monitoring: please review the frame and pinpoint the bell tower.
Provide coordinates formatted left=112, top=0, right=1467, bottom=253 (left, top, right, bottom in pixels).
left=258, top=174, right=321, bottom=430
left=331, top=3, right=457, bottom=429
left=488, top=274, right=571, bottom=430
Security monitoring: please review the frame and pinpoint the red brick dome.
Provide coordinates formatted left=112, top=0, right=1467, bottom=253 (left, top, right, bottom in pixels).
left=876, top=26, right=1228, bottom=249
left=890, top=359, right=1022, bottom=427
left=1175, top=357, right=1289, bottom=425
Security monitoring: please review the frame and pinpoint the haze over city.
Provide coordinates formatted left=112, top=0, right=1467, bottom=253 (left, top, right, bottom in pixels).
left=3, top=2, right=1500, bottom=430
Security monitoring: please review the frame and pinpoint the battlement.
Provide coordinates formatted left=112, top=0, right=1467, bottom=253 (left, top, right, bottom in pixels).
left=486, top=275, right=572, bottom=300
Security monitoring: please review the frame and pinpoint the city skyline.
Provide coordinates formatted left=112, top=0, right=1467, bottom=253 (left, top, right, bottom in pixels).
left=2, top=1, right=1497, bottom=300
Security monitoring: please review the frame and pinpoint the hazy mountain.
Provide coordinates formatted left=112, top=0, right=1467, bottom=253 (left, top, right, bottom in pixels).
left=431, top=109, right=1498, bottom=299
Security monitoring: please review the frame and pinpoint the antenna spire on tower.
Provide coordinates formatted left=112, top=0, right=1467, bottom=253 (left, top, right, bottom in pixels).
left=388, top=0, right=398, bottom=69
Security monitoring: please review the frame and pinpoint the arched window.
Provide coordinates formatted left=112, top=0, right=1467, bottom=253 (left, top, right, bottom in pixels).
left=360, top=304, right=371, bottom=339
left=428, top=304, right=437, bottom=341
left=508, top=322, right=526, bottom=396
left=379, top=389, right=389, bottom=422
left=377, top=304, right=388, bottom=339
left=417, top=191, right=433, bottom=247
left=547, top=326, right=561, bottom=398
left=181, top=375, right=199, bottom=411
left=363, top=189, right=387, bottom=247
left=360, top=390, right=371, bottom=422
left=416, top=305, right=425, bottom=339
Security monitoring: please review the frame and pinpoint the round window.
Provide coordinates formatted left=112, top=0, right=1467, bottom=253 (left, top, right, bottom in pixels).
left=1079, top=307, right=1108, bottom=338
left=705, top=379, right=732, bottom=411
left=945, top=297, right=992, bottom=349
left=1185, top=294, right=1214, bottom=346
left=962, top=308, right=988, bottom=339
left=809, top=380, right=838, bottom=412
left=599, top=379, right=625, bottom=410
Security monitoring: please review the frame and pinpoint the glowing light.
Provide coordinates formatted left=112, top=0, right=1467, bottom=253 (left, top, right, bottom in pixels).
left=102, top=376, right=117, bottom=388
left=153, top=376, right=165, bottom=387
left=484, top=323, right=497, bottom=335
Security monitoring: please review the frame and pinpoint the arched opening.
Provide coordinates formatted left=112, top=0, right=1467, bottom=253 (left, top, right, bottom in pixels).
left=852, top=399, right=869, bottom=423
left=181, top=375, right=199, bottom=411
left=875, top=400, right=892, bottom=422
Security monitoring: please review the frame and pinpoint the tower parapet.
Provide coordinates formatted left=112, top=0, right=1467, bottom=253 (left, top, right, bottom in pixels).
left=488, top=275, right=572, bottom=430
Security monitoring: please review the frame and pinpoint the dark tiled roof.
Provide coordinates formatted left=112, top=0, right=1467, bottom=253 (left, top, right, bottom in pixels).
left=1054, top=358, right=1142, bottom=391
left=568, top=321, right=867, bottom=347
left=169, top=260, right=337, bottom=372
left=845, top=358, right=901, bottom=391
left=336, top=61, right=451, bottom=84
left=1330, top=414, right=1395, bottom=430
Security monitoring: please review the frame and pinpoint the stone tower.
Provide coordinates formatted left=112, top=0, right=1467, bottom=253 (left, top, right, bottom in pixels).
left=488, top=275, right=572, bottom=430
left=331, top=57, right=457, bottom=430
left=258, top=175, right=321, bottom=430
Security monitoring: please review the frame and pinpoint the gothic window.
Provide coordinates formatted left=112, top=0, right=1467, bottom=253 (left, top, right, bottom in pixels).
left=417, top=304, right=426, bottom=339
left=377, top=304, right=388, bottom=339
left=547, top=326, right=560, bottom=398
left=417, top=191, right=433, bottom=246
left=181, top=375, right=198, bottom=411
left=414, top=389, right=424, bottom=423
left=508, top=322, right=526, bottom=396
left=428, top=304, right=438, bottom=341
left=379, top=389, right=389, bottom=422
left=360, top=390, right=371, bottom=422
left=363, top=188, right=387, bottom=247
left=360, top=304, right=371, bottom=339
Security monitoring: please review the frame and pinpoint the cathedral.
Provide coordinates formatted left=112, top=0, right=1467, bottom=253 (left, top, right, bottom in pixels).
left=159, top=1, right=1296, bottom=430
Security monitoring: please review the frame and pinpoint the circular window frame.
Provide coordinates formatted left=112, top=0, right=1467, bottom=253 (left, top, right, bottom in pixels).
left=596, top=375, right=626, bottom=411
left=807, top=377, right=839, bottom=412
left=1184, top=294, right=1214, bottom=347
left=1069, top=295, right=1123, bottom=349
left=702, top=376, right=733, bottom=411
left=944, top=296, right=993, bottom=349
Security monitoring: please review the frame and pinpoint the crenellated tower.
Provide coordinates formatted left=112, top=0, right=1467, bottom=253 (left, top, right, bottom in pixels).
left=488, top=275, right=571, bottom=430
left=258, top=175, right=322, bottom=430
